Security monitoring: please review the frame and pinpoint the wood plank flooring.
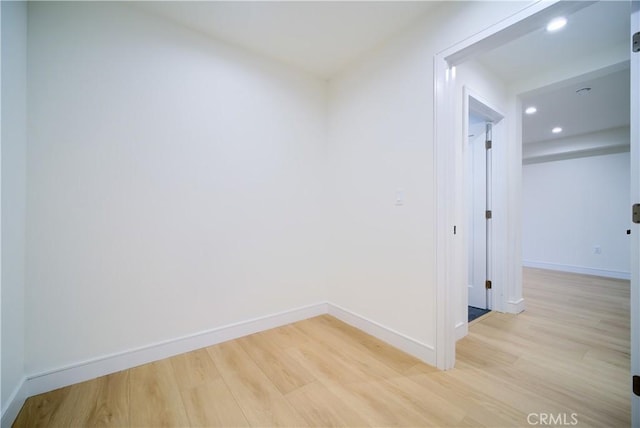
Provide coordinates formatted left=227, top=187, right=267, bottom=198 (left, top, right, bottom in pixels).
left=14, top=268, right=630, bottom=427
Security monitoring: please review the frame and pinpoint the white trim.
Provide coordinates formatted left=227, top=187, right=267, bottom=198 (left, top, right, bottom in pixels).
left=463, top=85, right=507, bottom=322
left=441, top=1, right=593, bottom=65
left=523, top=260, right=631, bottom=280
left=327, top=303, right=436, bottom=366
left=506, top=298, right=526, bottom=314
left=1, top=377, right=27, bottom=428
left=435, top=0, right=577, bottom=374
left=455, top=321, right=467, bottom=341
left=629, top=3, right=640, bottom=426
left=434, top=54, right=457, bottom=370
left=3, top=301, right=440, bottom=427
left=466, top=87, right=505, bottom=124
left=25, top=302, right=327, bottom=399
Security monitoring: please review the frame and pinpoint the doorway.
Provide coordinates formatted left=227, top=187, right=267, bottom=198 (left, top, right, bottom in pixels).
left=465, top=93, right=504, bottom=319
left=436, top=0, right=637, bottom=423
left=435, top=1, right=632, bottom=371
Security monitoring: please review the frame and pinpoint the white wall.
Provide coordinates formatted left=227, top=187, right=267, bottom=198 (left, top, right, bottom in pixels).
left=26, top=2, right=328, bottom=375
left=11, top=0, right=534, bottom=393
left=1, top=0, right=27, bottom=419
left=522, top=151, right=631, bottom=278
left=326, top=2, right=530, bottom=357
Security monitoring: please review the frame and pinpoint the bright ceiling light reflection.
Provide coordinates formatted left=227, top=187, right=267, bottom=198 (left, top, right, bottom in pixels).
left=552, top=127, right=563, bottom=134
left=525, top=106, right=537, bottom=115
left=546, top=17, right=567, bottom=32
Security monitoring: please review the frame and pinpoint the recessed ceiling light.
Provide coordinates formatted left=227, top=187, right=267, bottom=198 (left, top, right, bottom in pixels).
left=546, top=17, right=567, bottom=32
left=576, top=87, right=592, bottom=95
left=552, top=127, right=563, bottom=134
left=525, top=106, right=537, bottom=115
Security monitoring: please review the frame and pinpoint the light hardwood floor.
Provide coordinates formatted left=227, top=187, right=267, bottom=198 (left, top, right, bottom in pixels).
left=14, top=268, right=630, bottom=427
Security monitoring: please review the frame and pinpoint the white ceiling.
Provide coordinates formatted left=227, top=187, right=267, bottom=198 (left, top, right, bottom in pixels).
left=477, top=1, right=630, bottom=86
left=520, top=67, right=630, bottom=145
left=476, top=1, right=630, bottom=147
left=131, top=1, right=631, bottom=150
left=132, top=1, right=440, bottom=79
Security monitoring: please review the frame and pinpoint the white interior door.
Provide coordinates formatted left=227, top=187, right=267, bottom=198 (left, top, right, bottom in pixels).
left=630, top=2, right=639, bottom=424
left=467, top=95, right=503, bottom=312
left=468, top=126, right=488, bottom=309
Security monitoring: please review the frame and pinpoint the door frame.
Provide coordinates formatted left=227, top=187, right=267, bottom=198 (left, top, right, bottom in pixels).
left=434, top=0, right=594, bottom=370
left=630, top=1, right=639, bottom=424
left=464, top=88, right=504, bottom=314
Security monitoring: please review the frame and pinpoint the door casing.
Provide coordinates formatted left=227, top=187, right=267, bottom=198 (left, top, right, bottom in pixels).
left=434, top=1, right=597, bottom=370
left=464, top=90, right=504, bottom=322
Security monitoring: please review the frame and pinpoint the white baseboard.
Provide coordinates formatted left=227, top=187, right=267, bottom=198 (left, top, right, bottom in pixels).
left=3, top=300, right=438, bottom=427
left=327, top=303, right=436, bottom=366
left=506, top=297, right=525, bottom=314
left=455, top=321, right=468, bottom=341
left=523, top=260, right=631, bottom=280
left=1, top=377, right=28, bottom=428
left=24, top=302, right=327, bottom=400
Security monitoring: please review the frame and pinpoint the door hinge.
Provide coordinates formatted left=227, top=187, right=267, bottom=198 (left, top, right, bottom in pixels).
left=633, top=32, right=639, bottom=53
left=485, top=210, right=492, bottom=219
left=485, top=280, right=492, bottom=289
left=633, top=204, right=640, bottom=224
left=633, top=375, right=640, bottom=397
left=485, top=140, right=492, bottom=150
